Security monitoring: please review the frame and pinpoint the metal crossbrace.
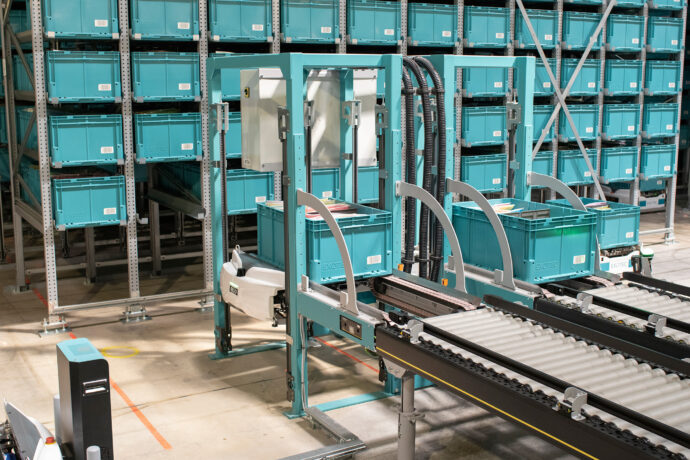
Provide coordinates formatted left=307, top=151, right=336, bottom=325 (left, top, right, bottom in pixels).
left=517, top=0, right=616, bottom=200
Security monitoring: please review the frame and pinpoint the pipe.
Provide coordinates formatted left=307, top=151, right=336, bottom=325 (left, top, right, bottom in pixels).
left=413, top=57, right=446, bottom=282
left=398, top=373, right=416, bottom=460
left=403, top=57, right=433, bottom=279
left=401, top=67, right=417, bottom=273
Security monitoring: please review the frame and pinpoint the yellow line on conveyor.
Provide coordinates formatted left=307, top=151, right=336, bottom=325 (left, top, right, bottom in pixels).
left=376, top=347, right=598, bottom=460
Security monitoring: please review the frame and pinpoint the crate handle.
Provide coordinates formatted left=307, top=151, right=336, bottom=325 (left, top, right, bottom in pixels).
left=395, top=181, right=466, bottom=293
left=447, top=179, right=515, bottom=291
left=296, top=190, right=359, bottom=315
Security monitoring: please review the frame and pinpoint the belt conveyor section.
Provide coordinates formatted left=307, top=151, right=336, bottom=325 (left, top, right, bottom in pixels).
left=376, top=303, right=690, bottom=458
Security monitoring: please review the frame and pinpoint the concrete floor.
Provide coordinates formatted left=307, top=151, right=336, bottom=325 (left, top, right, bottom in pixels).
left=0, top=208, right=688, bottom=459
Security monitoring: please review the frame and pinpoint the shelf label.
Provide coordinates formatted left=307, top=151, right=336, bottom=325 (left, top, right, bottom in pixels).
left=626, top=232, right=634, bottom=239
left=181, top=143, right=194, bottom=151
left=495, top=32, right=504, bottom=39
left=587, top=82, right=596, bottom=88
left=94, top=19, right=108, bottom=28
left=666, top=124, right=674, bottom=130
left=179, top=83, right=191, bottom=91
left=321, top=26, right=332, bottom=34
left=384, top=29, right=395, bottom=36
left=628, top=125, right=635, bottom=132
left=585, top=127, right=593, bottom=133
left=177, top=22, right=190, bottom=30
left=367, top=254, right=382, bottom=265
left=543, top=82, right=551, bottom=88
left=252, top=24, right=264, bottom=31
left=630, top=82, right=637, bottom=88
left=442, top=30, right=452, bottom=37
left=493, top=130, right=502, bottom=137
left=573, top=255, right=586, bottom=265
left=664, top=165, right=671, bottom=171
left=103, top=207, right=117, bottom=216
left=669, top=82, right=676, bottom=88
left=494, top=81, right=503, bottom=88
left=544, top=34, right=553, bottom=41
left=98, top=83, right=111, bottom=91
left=632, top=38, right=639, bottom=44
left=584, top=171, right=592, bottom=177
left=255, top=196, right=266, bottom=203
left=625, top=168, right=633, bottom=174
left=492, top=178, right=501, bottom=185
left=100, top=146, right=114, bottom=154
left=322, top=190, right=333, bottom=198
left=672, top=40, right=679, bottom=46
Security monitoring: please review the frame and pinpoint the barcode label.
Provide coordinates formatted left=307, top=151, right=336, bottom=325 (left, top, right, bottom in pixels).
left=321, top=26, right=332, bottom=34
left=492, top=178, right=501, bottom=185
left=98, top=83, right=111, bottom=91
left=94, top=19, right=108, bottom=27
left=625, top=232, right=634, bottom=239
left=322, top=190, right=333, bottom=198
left=632, top=38, right=639, bottom=44
left=442, top=30, right=452, bottom=37
left=625, top=168, right=633, bottom=174
left=573, top=255, right=586, bottom=265
left=177, top=22, right=190, bottom=30
left=585, top=127, right=593, bottom=133
left=669, top=82, right=676, bottom=88
left=494, top=81, right=503, bottom=88
left=584, top=171, right=592, bottom=177
left=255, top=196, right=266, bottom=203
left=672, top=39, right=679, bottom=45
left=101, top=146, right=114, bottom=154
left=181, top=143, right=194, bottom=150
left=367, top=254, right=382, bottom=265
left=543, top=82, right=551, bottom=88
left=664, top=165, right=671, bottom=171
left=630, top=82, right=638, bottom=88
left=103, top=207, right=117, bottom=216
left=384, top=29, right=395, bottom=36
left=252, top=24, right=264, bottom=31
left=496, top=32, right=505, bottom=39
left=545, top=34, right=553, bottom=41
left=628, top=125, right=635, bottom=131
left=587, top=82, right=596, bottom=88
left=179, top=83, right=191, bottom=90
left=493, top=130, right=502, bottom=137
left=666, top=124, right=673, bottom=130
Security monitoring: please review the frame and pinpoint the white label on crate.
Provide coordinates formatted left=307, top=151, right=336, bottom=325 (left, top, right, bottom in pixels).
left=628, top=125, right=635, bottom=131
left=672, top=39, right=679, bottom=46
left=493, top=130, right=502, bottom=137
left=666, top=124, right=674, bottom=130
left=100, top=146, right=114, bottom=154
left=543, top=82, right=551, bottom=88
left=384, top=29, right=395, bottom=36
left=367, top=254, right=382, bottom=265
left=322, top=190, right=333, bottom=198
left=584, top=171, right=592, bottom=177
left=573, top=255, right=586, bottom=265
left=669, top=82, right=676, bottom=88
left=492, top=178, right=501, bottom=185
left=179, top=83, right=191, bottom=91
left=94, top=19, right=108, bottom=28
left=177, top=22, right=190, bottom=30
left=630, top=82, right=638, bottom=88
left=442, top=30, right=452, bottom=37
left=625, top=168, right=633, bottom=174
left=496, top=32, right=505, bottom=39
left=657, top=180, right=663, bottom=185
left=585, top=126, right=594, bottom=133
left=494, top=81, right=503, bottom=88
left=98, top=83, right=111, bottom=91
left=255, top=196, right=266, bottom=203
left=545, top=34, right=553, bottom=41
left=588, top=82, right=596, bottom=88
left=626, top=231, right=634, bottom=239
left=664, top=165, right=672, bottom=171
left=321, top=26, right=332, bottom=34
left=181, top=143, right=194, bottom=151
left=632, top=38, right=640, bottom=44
left=252, top=24, right=264, bottom=31
left=103, top=207, right=117, bottom=216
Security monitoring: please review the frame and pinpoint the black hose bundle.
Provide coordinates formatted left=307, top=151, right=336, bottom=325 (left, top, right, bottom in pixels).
left=401, top=67, right=417, bottom=273
left=414, top=56, right=446, bottom=282
left=403, top=56, right=434, bottom=279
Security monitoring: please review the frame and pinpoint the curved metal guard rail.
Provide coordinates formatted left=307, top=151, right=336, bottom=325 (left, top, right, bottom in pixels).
left=527, top=172, right=601, bottom=271
left=446, top=179, right=516, bottom=291
left=395, top=181, right=466, bottom=293
left=296, top=190, right=359, bottom=315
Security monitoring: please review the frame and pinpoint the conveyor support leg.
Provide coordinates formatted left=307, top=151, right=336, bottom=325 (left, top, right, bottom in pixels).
left=398, top=372, right=416, bottom=460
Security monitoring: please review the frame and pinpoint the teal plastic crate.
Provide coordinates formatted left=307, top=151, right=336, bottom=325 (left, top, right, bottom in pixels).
left=646, top=17, right=683, bottom=53
left=557, top=149, right=598, bottom=185
left=210, top=0, right=272, bottom=42
left=281, top=0, right=339, bottom=44
left=134, top=113, right=201, bottom=163
left=226, top=169, right=275, bottom=214
left=645, top=60, right=681, bottom=96
left=41, top=0, right=118, bottom=38
left=534, top=105, right=555, bottom=143
left=606, top=14, right=644, bottom=52
left=564, top=0, right=602, bottom=4
left=461, top=106, right=506, bottom=147
left=532, top=152, right=554, bottom=184
left=547, top=198, right=639, bottom=250
left=16, top=106, right=37, bottom=150
left=258, top=200, right=393, bottom=284
left=604, top=59, right=643, bottom=96
left=408, top=2, right=456, bottom=47
left=649, top=0, right=687, bottom=10
left=559, top=105, right=599, bottom=142
left=562, top=12, right=603, bottom=50
left=640, top=178, right=667, bottom=191
left=642, top=103, right=678, bottom=139
left=600, top=146, right=637, bottom=183
left=452, top=198, right=596, bottom=284
left=561, top=59, right=601, bottom=96
left=52, top=176, right=127, bottom=229
left=462, top=67, right=508, bottom=98
left=640, top=144, right=676, bottom=179
left=131, top=0, right=199, bottom=41
left=535, top=58, right=556, bottom=96
left=358, top=165, right=379, bottom=204
left=516, top=9, right=558, bottom=49
left=312, top=168, right=339, bottom=199
left=225, top=111, right=242, bottom=158
left=46, top=51, right=121, bottom=103
left=602, top=104, right=640, bottom=141
left=132, top=52, right=200, bottom=102
left=460, top=153, right=507, bottom=193
left=463, top=6, right=509, bottom=48
left=614, top=0, right=646, bottom=5
left=49, top=114, right=124, bottom=167
left=9, top=9, right=29, bottom=34
left=218, top=60, right=241, bottom=100
left=0, top=148, right=9, bottom=183
left=347, top=0, right=400, bottom=45
left=13, top=54, right=34, bottom=93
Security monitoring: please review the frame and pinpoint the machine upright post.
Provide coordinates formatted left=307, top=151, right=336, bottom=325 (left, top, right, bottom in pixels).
left=398, top=372, right=416, bottom=460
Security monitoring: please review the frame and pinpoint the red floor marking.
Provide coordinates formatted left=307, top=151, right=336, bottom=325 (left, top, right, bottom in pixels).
left=32, top=288, right=48, bottom=310
left=314, top=336, right=379, bottom=374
